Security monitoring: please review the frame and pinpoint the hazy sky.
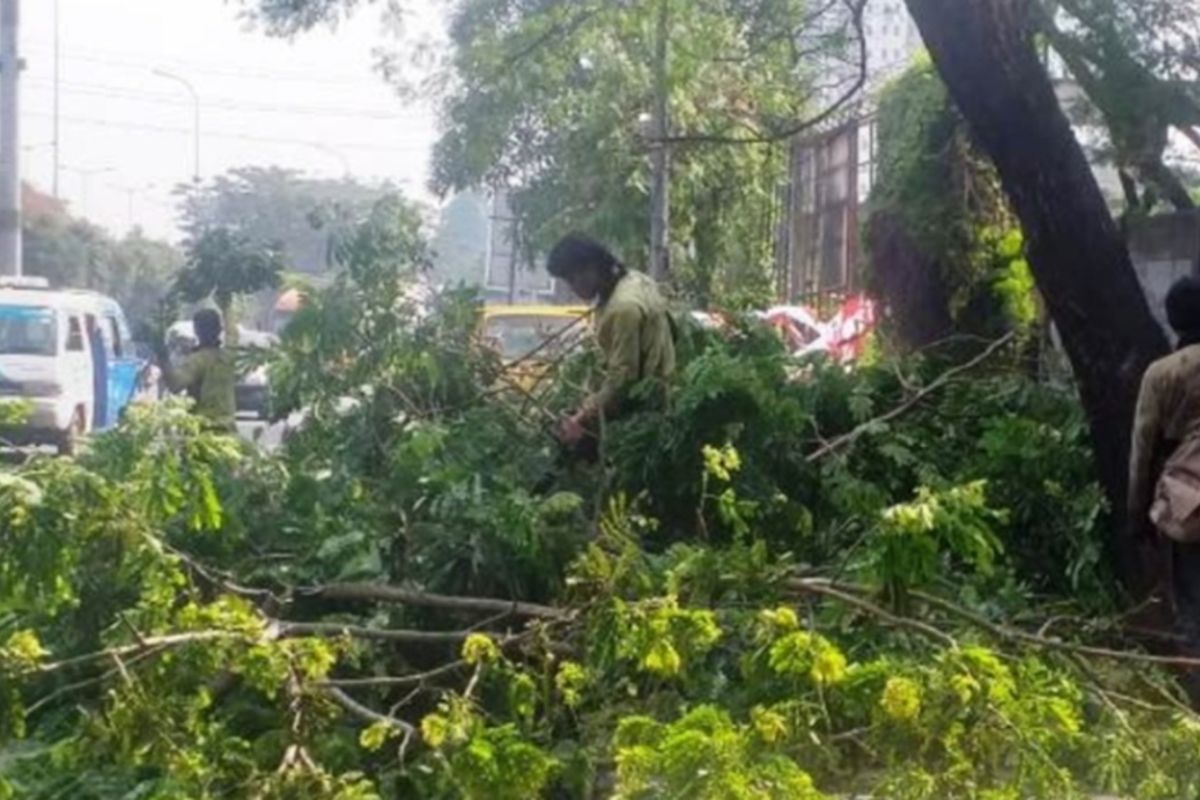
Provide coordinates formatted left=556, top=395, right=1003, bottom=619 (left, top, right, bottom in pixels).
left=20, top=0, right=443, bottom=241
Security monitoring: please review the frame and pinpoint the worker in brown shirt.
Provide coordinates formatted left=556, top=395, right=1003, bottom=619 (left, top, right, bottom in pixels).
left=1129, top=275, right=1200, bottom=636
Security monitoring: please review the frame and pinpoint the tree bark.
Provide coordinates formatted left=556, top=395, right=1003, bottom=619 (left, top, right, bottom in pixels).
left=903, top=0, right=1170, bottom=592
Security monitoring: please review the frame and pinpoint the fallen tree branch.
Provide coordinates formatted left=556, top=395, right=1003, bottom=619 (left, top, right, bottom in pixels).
left=789, top=579, right=958, bottom=647
left=319, top=659, right=469, bottom=689
left=326, top=686, right=416, bottom=760
left=278, top=621, right=509, bottom=645
left=304, top=583, right=568, bottom=621
left=34, top=630, right=257, bottom=676
left=791, top=576, right=1200, bottom=671
left=805, top=332, right=1016, bottom=463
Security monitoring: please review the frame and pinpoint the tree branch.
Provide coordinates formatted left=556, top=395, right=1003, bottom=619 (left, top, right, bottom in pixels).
left=304, top=583, right=568, bottom=621
left=277, top=621, right=511, bottom=645
left=789, top=578, right=958, bottom=647
left=659, top=0, right=868, bottom=146
left=805, top=333, right=1016, bottom=463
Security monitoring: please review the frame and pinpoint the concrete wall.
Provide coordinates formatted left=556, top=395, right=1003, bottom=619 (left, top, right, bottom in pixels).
left=1129, top=212, right=1200, bottom=334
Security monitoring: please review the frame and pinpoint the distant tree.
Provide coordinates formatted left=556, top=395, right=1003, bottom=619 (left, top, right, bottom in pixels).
left=177, top=167, right=398, bottom=275
left=431, top=191, right=488, bottom=288
left=174, top=228, right=285, bottom=345
left=22, top=186, right=183, bottom=327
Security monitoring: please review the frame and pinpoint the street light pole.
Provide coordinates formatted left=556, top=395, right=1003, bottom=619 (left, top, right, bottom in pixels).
left=62, top=165, right=113, bottom=219
left=0, top=0, right=22, bottom=277
left=52, top=0, right=59, bottom=199
left=152, top=68, right=200, bottom=183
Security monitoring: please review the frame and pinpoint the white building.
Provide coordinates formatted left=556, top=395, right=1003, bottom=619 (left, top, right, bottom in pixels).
left=861, top=0, right=923, bottom=86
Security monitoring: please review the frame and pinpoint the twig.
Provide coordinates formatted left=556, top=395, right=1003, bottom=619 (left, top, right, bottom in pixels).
left=303, top=583, right=567, bottom=621
left=318, top=660, right=468, bottom=689
left=789, top=579, right=957, bottom=648
left=278, top=621, right=498, bottom=645
left=25, top=646, right=165, bottom=715
left=805, top=332, right=1016, bottom=463
left=325, top=686, right=416, bottom=758
left=34, top=630, right=257, bottom=675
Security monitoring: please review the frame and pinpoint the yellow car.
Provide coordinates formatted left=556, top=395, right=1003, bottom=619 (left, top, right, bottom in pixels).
left=481, top=305, right=591, bottom=391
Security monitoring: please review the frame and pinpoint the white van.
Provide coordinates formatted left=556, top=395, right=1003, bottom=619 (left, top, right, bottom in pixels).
left=0, top=280, right=150, bottom=453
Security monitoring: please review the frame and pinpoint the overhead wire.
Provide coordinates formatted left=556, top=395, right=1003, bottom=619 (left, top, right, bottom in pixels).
left=23, top=78, right=432, bottom=121
left=23, top=111, right=431, bottom=154
left=22, top=41, right=380, bottom=86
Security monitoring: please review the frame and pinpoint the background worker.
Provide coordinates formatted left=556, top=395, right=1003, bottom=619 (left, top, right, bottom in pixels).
left=159, top=308, right=237, bottom=432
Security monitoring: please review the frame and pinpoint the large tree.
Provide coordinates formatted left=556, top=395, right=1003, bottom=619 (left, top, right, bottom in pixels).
left=177, top=167, right=399, bottom=275
left=429, top=0, right=842, bottom=301
left=240, top=0, right=866, bottom=304
left=901, top=0, right=1170, bottom=591
left=1036, top=0, right=1200, bottom=213
left=22, top=187, right=183, bottom=326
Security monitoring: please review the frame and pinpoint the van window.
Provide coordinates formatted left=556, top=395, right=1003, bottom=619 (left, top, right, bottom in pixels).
left=0, top=305, right=57, bottom=356
left=67, top=316, right=85, bottom=352
left=106, top=315, right=124, bottom=358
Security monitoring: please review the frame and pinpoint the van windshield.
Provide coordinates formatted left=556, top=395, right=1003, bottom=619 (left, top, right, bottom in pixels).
left=0, top=305, right=58, bottom=356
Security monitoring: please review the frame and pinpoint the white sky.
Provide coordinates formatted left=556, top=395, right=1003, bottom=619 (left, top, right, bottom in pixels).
left=19, top=0, right=443, bottom=242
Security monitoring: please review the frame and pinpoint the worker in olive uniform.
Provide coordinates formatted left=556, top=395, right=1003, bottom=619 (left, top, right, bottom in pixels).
left=161, top=308, right=238, bottom=432
left=547, top=234, right=675, bottom=452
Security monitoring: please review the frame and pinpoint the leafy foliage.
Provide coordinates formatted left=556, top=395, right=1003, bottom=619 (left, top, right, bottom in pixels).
left=868, top=60, right=1035, bottom=340
left=2, top=195, right=1196, bottom=799
left=174, top=226, right=286, bottom=342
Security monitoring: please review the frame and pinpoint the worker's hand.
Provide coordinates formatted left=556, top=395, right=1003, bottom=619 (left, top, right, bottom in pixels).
left=557, top=413, right=587, bottom=446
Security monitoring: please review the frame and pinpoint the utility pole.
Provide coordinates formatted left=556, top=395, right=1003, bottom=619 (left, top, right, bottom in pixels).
left=648, top=0, right=671, bottom=283
left=0, top=0, right=22, bottom=277
left=153, top=68, right=200, bottom=183
left=52, top=0, right=59, bottom=199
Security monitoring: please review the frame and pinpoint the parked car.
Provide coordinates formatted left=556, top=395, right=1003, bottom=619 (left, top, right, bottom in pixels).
left=166, top=322, right=277, bottom=419
left=0, top=278, right=151, bottom=453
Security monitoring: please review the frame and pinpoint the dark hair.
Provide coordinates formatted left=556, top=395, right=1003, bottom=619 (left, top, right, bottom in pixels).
left=193, top=308, right=224, bottom=348
left=547, top=234, right=620, bottom=279
left=1167, top=275, right=1200, bottom=338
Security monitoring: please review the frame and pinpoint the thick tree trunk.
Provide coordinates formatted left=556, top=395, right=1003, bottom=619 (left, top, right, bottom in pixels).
left=903, top=0, right=1170, bottom=592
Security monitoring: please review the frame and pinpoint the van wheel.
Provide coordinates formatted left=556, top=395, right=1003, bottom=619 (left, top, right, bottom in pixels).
left=56, top=408, right=86, bottom=457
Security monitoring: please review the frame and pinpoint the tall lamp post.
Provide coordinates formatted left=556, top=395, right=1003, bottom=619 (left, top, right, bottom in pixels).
left=152, top=68, right=200, bottom=183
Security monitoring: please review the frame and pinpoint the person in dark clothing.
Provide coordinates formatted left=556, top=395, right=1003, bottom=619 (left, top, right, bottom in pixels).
left=88, top=318, right=109, bottom=430
left=1129, top=275, right=1200, bottom=641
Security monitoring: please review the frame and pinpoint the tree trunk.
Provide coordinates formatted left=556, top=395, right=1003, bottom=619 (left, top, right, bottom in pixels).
left=903, top=0, right=1170, bottom=592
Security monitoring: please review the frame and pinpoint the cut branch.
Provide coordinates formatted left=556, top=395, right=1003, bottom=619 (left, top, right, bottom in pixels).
left=304, top=583, right=568, bottom=621
left=805, top=333, right=1016, bottom=463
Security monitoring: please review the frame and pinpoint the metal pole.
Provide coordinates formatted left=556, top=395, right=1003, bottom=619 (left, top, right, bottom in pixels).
left=0, top=0, right=22, bottom=276
left=52, top=0, right=59, bottom=199
left=648, top=0, right=670, bottom=282
left=152, top=68, right=200, bottom=182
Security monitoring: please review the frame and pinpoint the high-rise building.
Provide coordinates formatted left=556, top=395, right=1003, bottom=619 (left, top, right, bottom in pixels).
left=860, top=0, right=923, bottom=86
